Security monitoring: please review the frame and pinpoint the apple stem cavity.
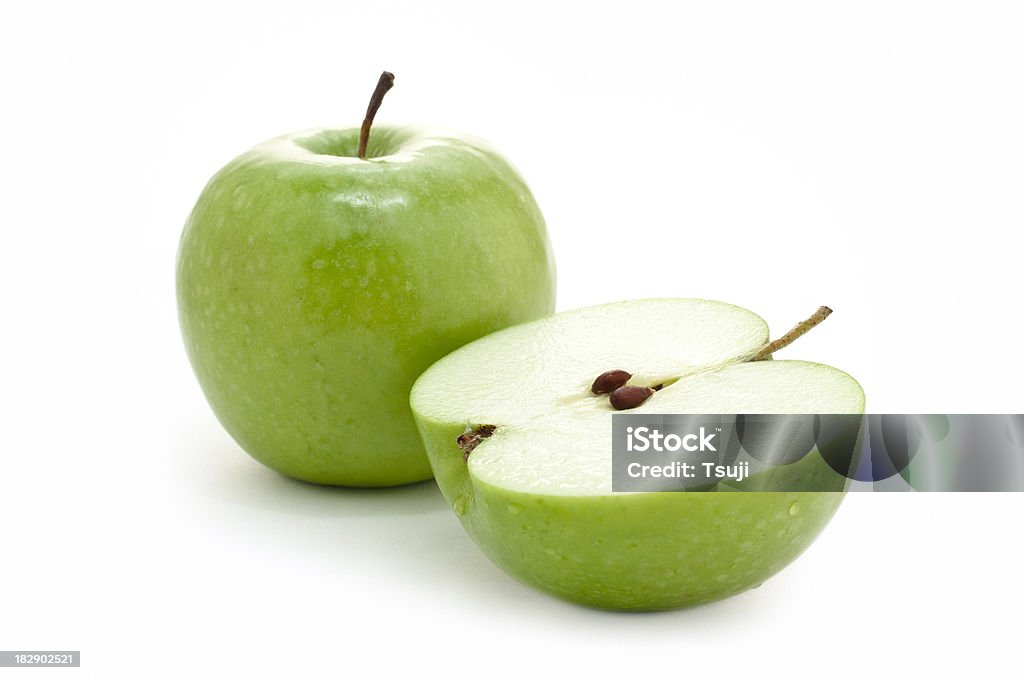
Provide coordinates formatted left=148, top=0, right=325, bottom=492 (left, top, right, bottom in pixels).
left=357, top=71, right=396, bottom=160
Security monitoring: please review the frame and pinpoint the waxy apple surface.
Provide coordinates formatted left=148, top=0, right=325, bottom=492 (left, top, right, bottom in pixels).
left=411, top=299, right=864, bottom=610
left=178, top=125, right=555, bottom=486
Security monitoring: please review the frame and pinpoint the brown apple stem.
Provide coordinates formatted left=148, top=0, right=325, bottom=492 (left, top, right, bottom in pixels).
left=357, top=71, right=395, bottom=159
left=750, top=306, right=833, bottom=361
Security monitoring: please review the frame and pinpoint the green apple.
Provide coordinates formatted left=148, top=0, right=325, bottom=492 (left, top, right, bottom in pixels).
left=177, top=76, right=555, bottom=486
left=410, top=299, right=864, bottom=610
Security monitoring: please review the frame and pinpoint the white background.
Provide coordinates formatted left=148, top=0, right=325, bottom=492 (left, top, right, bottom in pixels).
left=2, top=1, right=1022, bottom=677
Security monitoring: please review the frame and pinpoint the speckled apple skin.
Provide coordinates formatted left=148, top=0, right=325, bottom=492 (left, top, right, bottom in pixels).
left=177, top=126, right=555, bottom=486
left=414, top=418, right=844, bottom=610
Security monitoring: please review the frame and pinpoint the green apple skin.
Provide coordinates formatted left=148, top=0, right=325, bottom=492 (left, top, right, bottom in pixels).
left=415, top=417, right=846, bottom=611
left=177, top=125, right=555, bottom=486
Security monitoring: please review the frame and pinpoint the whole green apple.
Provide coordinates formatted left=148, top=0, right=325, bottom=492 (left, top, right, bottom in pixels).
left=177, top=78, right=555, bottom=486
left=411, top=300, right=863, bottom=610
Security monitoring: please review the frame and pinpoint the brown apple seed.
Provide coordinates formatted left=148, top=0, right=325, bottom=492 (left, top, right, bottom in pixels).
left=609, top=385, right=654, bottom=411
left=591, top=369, right=632, bottom=395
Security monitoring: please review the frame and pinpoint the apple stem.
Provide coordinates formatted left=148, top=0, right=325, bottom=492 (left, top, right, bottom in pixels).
left=357, top=71, right=396, bottom=160
left=750, top=306, right=833, bottom=361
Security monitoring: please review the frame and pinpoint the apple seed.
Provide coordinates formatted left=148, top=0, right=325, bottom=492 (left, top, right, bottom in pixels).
left=591, top=369, right=632, bottom=395
left=609, top=385, right=655, bottom=411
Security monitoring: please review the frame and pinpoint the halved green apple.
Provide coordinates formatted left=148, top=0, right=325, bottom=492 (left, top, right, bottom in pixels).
left=411, top=299, right=864, bottom=610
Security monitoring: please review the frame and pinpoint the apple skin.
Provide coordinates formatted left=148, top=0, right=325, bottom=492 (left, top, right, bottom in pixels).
left=415, top=418, right=846, bottom=610
left=177, top=125, right=555, bottom=486
left=472, top=487, right=844, bottom=611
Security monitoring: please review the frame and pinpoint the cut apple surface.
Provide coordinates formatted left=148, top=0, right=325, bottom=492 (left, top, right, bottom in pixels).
left=411, top=299, right=864, bottom=610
